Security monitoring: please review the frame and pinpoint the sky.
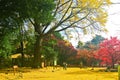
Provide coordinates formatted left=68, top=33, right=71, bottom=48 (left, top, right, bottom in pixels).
left=104, top=0, right=120, bottom=38
left=70, top=0, right=120, bottom=47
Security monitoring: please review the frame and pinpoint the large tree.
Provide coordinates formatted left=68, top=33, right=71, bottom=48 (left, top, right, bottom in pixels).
left=30, top=0, right=111, bottom=68
left=0, top=0, right=111, bottom=68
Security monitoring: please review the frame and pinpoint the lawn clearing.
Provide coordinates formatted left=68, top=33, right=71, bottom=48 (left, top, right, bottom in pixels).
left=0, top=67, right=118, bottom=80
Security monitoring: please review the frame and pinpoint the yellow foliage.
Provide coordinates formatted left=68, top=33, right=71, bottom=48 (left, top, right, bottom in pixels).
left=59, top=0, right=111, bottom=33
left=105, top=0, right=112, bottom=4
left=102, top=28, right=108, bottom=32
left=64, top=40, right=71, bottom=46
left=61, top=0, right=65, bottom=4
left=94, top=11, right=108, bottom=26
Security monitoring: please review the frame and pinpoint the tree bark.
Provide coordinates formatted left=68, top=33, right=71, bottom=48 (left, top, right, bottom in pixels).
left=111, top=56, right=115, bottom=69
left=112, top=60, right=115, bottom=69
left=32, top=35, right=43, bottom=68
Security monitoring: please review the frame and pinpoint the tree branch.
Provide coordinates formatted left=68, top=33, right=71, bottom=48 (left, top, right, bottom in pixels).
left=53, top=0, right=60, bottom=17
left=29, top=18, right=34, bottom=26
left=58, top=0, right=71, bottom=8
left=59, top=1, right=72, bottom=22
left=55, top=11, right=91, bottom=32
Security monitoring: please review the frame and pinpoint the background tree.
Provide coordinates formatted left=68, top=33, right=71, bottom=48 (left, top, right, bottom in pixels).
left=56, top=40, right=77, bottom=65
left=77, top=49, right=92, bottom=67
left=77, top=35, right=104, bottom=49
left=42, top=34, right=58, bottom=66
left=91, top=35, right=105, bottom=46
left=38, top=32, right=77, bottom=66
left=0, top=0, right=25, bottom=67
left=76, top=35, right=105, bottom=67
left=95, top=37, right=120, bottom=68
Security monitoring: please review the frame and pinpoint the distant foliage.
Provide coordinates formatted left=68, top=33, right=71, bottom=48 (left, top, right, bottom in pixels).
left=77, top=35, right=104, bottom=50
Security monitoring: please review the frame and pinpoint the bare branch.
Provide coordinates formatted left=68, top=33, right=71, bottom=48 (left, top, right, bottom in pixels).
left=53, top=0, right=60, bottom=17
left=59, top=1, right=72, bottom=22
left=29, top=18, right=34, bottom=26
left=42, top=0, right=72, bottom=35
left=58, top=0, right=71, bottom=8
left=76, top=21, right=96, bottom=29
left=55, top=10, right=91, bottom=32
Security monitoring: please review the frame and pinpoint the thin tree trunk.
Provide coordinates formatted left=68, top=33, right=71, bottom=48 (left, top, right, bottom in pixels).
left=111, top=56, right=115, bottom=69
left=20, top=41, right=24, bottom=67
left=112, top=60, right=115, bottom=69
left=20, top=25, right=24, bottom=67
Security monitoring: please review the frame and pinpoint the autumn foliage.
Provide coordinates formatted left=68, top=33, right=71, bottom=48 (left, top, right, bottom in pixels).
left=56, top=40, right=77, bottom=65
left=95, top=37, right=120, bottom=68
left=76, top=49, right=97, bottom=67
left=42, top=33, right=77, bottom=66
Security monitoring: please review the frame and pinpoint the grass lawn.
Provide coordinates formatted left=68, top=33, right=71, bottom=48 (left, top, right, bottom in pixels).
left=0, top=67, right=118, bottom=80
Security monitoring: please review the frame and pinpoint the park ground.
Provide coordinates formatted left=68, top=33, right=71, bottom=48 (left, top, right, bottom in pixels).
left=0, top=67, right=118, bottom=80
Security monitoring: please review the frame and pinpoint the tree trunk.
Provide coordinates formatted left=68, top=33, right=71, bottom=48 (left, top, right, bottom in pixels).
left=20, top=41, right=24, bottom=67
left=32, top=35, right=43, bottom=68
left=112, top=60, right=115, bottom=69
left=111, top=56, right=115, bottom=69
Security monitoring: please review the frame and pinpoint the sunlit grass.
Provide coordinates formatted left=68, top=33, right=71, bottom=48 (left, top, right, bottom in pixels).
left=0, top=67, right=118, bottom=80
